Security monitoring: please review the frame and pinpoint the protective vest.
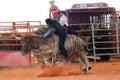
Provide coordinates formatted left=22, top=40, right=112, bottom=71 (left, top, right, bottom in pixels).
left=49, top=20, right=66, bottom=36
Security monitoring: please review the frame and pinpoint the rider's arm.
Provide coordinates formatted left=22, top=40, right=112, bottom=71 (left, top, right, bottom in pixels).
left=37, top=28, right=56, bottom=38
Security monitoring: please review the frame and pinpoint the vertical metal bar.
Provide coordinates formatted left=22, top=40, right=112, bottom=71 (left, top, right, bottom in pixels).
left=116, top=16, right=119, bottom=54
left=90, top=16, right=96, bottom=62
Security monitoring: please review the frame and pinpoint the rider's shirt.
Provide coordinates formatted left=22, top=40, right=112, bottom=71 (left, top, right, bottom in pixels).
left=59, top=14, right=68, bottom=26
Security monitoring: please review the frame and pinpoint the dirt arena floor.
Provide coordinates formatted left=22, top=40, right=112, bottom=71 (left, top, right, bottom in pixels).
left=0, top=57, right=120, bottom=80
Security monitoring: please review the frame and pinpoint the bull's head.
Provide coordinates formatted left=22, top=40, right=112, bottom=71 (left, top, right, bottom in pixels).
left=21, top=35, right=33, bottom=56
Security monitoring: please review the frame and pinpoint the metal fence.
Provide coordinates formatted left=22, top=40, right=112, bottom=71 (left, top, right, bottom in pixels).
left=69, top=16, right=120, bottom=62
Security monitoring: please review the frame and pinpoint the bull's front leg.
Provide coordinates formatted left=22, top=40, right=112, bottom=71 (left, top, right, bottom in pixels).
left=40, top=51, right=46, bottom=69
left=52, top=54, right=57, bottom=67
left=51, top=45, right=58, bottom=67
left=51, top=34, right=59, bottom=67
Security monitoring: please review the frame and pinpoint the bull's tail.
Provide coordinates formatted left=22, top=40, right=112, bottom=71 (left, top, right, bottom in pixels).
left=83, top=42, right=89, bottom=53
left=80, top=38, right=89, bottom=54
left=83, top=36, right=91, bottom=52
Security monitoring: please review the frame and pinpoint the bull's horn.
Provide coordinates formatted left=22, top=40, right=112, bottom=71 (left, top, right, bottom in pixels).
left=19, top=34, right=25, bottom=37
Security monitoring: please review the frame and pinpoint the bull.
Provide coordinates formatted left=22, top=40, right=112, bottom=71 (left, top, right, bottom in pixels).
left=21, top=27, right=91, bottom=73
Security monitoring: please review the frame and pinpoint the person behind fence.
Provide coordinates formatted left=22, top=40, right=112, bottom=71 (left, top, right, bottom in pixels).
left=49, top=0, right=60, bottom=21
left=32, top=18, right=69, bottom=61
left=59, top=11, right=75, bottom=34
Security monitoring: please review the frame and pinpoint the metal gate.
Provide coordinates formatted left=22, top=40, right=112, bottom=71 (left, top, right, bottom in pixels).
left=66, top=3, right=120, bottom=61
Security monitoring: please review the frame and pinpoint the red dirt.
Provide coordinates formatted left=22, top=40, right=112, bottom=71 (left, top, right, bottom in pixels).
left=0, top=58, right=120, bottom=80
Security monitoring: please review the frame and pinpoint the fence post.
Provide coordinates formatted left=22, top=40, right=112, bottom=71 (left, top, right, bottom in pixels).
left=116, top=16, right=119, bottom=54
left=91, top=23, right=96, bottom=62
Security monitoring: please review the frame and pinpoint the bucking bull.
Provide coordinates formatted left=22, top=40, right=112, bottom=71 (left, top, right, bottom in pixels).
left=20, top=27, right=91, bottom=73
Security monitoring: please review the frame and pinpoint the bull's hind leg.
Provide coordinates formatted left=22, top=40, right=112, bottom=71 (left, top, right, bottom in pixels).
left=83, top=56, right=89, bottom=73
left=79, top=52, right=91, bottom=73
left=82, top=54, right=92, bottom=73
left=78, top=58, right=83, bottom=71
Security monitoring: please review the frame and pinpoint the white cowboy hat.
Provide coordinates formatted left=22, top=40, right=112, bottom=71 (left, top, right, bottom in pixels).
left=49, top=0, right=55, bottom=3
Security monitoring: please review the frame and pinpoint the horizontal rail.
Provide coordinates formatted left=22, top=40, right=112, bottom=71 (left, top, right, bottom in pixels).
left=0, top=39, right=21, bottom=41
left=94, top=29, right=116, bottom=31
left=95, top=47, right=119, bottom=50
left=94, top=41, right=117, bottom=44
left=0, top=32, right=30, bottom=34
left=74, top=30, right=92, bottom=32
left=0, top=21, right=41, bottom=23
left=0, top=44, right=20, bottom=46
left=15, top=26, right=30, bottom=29
left=94, top=35, right=116, bottom=37
left=96, top=53, right=119, bottom=56
left=74, top=29, right=117, bottom=32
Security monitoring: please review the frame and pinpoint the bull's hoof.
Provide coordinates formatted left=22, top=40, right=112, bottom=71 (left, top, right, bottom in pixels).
left=52, top=63, right=57, bottom=67
left=82, top=66, right=92, bottom=73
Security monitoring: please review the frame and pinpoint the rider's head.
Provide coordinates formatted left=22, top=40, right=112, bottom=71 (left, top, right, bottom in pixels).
left=45, top=18, right=53, bottom=26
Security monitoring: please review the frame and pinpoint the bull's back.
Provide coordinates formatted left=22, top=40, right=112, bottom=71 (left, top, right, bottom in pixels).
left=64, top=35, right=88, bottom=56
